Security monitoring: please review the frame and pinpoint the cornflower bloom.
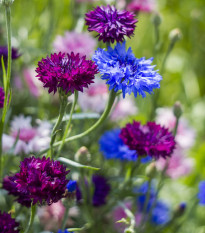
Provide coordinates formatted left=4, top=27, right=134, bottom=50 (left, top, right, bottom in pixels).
left=127, top=0, right=156, bottom=13
left=3, top=156, right=70, bottom=207
left=198, top=181, right=205, bottom=205
left=0, top=46, right=20, bottom=63
left=85, top=5, right=137, bottom=43
left=120, top=121, right=175, bottom=159
left=0, top=212, right=19, bottom=233
left=36, top=52, right=98, bottom=95
left=0, top=86, right=5, bottom=108
left=93, top=42, right=162, bottom=98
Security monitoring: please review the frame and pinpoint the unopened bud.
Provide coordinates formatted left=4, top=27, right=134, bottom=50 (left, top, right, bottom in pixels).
left=152, top=13, right=162, bottom=27
left=174, top=202, right=186, bottom=218
left=75, top=146, right=91, bottom=164
left=173, top=101, right=183, bottom=119
left=145, top=162, right=157, bottom=178
left=169, top=28, right=182, bottom=43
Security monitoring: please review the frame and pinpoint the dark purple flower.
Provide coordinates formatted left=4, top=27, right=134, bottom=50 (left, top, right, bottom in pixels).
left=0, top=46, right=20, bottom=62
left=120, top=121, right=175, bottom=159
left=3, top=156, right=70, bottom=207
left=76, top=175, right=110, bottom=207
left=36, top=52, right=98, bottom=95
left=85, top=5, right=138, bottom=43
left=0, top=87, right=5, bottom=108
left=0, top=211, right=19, bottom=233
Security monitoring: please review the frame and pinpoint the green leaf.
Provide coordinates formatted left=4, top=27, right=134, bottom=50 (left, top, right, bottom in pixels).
left=57, top=157, right=100, bottom=171
left=1, top=56, right=7, bottom=92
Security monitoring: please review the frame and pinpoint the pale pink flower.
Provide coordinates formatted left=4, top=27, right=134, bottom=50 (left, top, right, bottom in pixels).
left=156, top=108, right=196, bottom=149
left=110, top=97, right=138, bottom=121
left=127, top=0, right=156, bottom=13
left=53, top=31, right=97, bottom=57
left=156, top=146, right=194, bottom=179
left=37, top=201, right=79, bottom=231
left=3, top=115, right=51, bottom=155
left=78, top=80, right=109, bottom=113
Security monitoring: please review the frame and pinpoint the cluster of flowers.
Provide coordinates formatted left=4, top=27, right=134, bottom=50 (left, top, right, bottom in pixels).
left=1, top=1, right=204, bottom=233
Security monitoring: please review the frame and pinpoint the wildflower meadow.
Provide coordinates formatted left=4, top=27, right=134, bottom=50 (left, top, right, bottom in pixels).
left=0, top=0, right=205, bottom=232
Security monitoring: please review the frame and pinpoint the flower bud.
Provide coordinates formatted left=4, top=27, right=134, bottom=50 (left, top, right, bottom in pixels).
left=174, top=202, right=186, bottom=218
left=74, top=146, right=91, bottom=164
left=169, top=28, right=182, bottom=43
left=145, top=162, right=157, bottom=178
left=152, top=13, right=162, bottom=27
left=173, top=101, right=183, bottom=119
left=66, top=180, right=77, bottom=193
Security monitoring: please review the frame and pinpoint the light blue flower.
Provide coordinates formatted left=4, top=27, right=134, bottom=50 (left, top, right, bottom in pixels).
left=93, top=42, right=162, bottom=98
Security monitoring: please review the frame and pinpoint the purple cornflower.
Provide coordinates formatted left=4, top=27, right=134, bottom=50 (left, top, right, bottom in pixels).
left=0, top=87, right=5, bottom=108
left=85, top=5, right=137, bottom=43
left=0, top=211, right=19, bottom=233
left=76, top=175, right=110, bottom=207
left=3, top=156, right=69, bottom=207
left=36, top=52, right=98, bottom=95
left=120, top=121, right=175, bottom=159
left=0, top=46, right=20, bottom=63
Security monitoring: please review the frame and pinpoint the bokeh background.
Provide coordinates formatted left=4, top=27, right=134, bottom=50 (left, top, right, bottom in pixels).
left=0, top=0, right=205, bottom=232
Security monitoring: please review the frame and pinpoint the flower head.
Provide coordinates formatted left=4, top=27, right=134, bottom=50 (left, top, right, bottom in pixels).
left=53, top=31, right=96, bottom=57
left=36, top=52, right=98, bottom=95
left=0, top=46, right=20, bottom=62
left=66, top=180, right=77, bottom=193
left=0, top=86, right=5, bottom=108
left=76, top=175, right=110, bottom=207
left=57, top=230, right=73, bottom=233
left=85, top=5, right=137, bottom=43
left=120, top=121, right=175, bottom=159
left=93, top=42, right=162, bottom=98
left=198, top=181, right=205, bottom=205
left=127, top=0, right=156, bottom=13
left=3, top=156, right=69, bottom=206
left=0, top=212, right=19, bottom=233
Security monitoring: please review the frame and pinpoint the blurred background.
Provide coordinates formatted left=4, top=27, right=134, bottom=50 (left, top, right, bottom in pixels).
left=0, top=0, right=205, bottom=232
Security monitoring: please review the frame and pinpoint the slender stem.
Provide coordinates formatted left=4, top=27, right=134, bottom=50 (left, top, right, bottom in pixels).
left=61, top=203, right=70, bottom=230
left=0, top=4, right=12, bottom=180
left=173, top=117, right=179, bottom=137
left=48, top=95, right=67, bottom=158
left=24, top=204, right=36, bottom=233
left=38, top=89, right=116, bottom=156
left=57, top=91, right=78, bottom=156
left=160, top=41, right=175, bottom=75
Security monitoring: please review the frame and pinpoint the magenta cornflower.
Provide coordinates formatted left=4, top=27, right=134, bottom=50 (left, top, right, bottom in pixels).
left=85, top=5, right=138, bottom=43
left=120, top=121, right=176, bottom=159
left=36, top=52, right=98, bottom=94
left=0, top=87, right=5, bottom=108
left=3, top=156, right=69, bottom=206
left=0, top=211, right=19, bottom=233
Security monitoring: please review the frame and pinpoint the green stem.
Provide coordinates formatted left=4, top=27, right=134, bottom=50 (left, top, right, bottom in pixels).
left=0, top=4, right=12, bottom=180
left=24, top=204, right=36, bottom=233
left=48, top=95, right=68, bottom=158
left=61, top=203, right=70, bottom=230
left=38, top=89, right=116, bottom=156
left=173, top=117, right=179, bottom=137
left=160, top=41, right=175, bottom=75
left=57, top=91, right=78, bottom=156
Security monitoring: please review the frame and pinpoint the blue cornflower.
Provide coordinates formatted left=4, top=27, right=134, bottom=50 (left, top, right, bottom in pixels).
left=57, top=230, right=73, bottom=233
left=93, top=42, right=162, bottom=98
left=152, top=201, right=170, bottom=225
left=66, top=180, right=77, bottom=193
left=135, top=182, right=170, bottom=225
left=99, top=129, right=137, bottom=161
left=198, top=181, right=205, bottom=205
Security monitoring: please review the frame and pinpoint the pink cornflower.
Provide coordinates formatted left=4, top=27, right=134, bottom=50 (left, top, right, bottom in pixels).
left=127, top=0, right=156, bottom=13
left=53, top=31, right=96, bottom=57
left=2, top=115, right=51, bottom=155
